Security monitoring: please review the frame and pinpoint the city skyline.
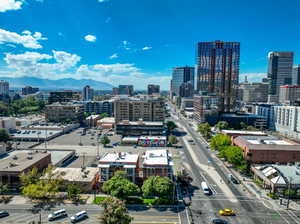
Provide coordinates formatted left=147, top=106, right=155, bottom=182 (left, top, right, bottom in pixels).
left=1, top=0, right=300, bottom=90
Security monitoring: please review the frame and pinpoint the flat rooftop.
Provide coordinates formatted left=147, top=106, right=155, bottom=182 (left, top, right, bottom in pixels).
left=99, top=152, right=139, bottom=164
left=11, top=129, right=61, bottom=139
left=143, top=150, right=171, bottom=166
left=99, top=117, right=115, bottom=123
left=0, top=151, right=50, bottom=172
left=49, top=167, right=98, bottom=182
left=9, top=150, right=74, bottom=167
left=221, top=130, right=266, bottom=135
left=117, top=121, right=163, bottom=126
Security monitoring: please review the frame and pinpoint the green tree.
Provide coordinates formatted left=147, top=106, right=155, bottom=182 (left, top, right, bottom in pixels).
left=166, top=121, right=177, bottom=132
left=67, top=184, right=81, bottom=202
left=197, top=122, right=211, bottom=139
left=142, top=176, right=174, bottom=198
left=100, top=113, right=109, bottom=118
left=0, top=184, right=9, bottom=195
left=168, top=135, right=178, bottom=145
left=100, top=196, right=132, bottom=224
left=224, top=146, right=244, bottom=166
left=210, top=134, right=231, bottom=151
left=100, top=136, right=111, bottom=147
left=20, top=167, right=40, bottom=186
left=246, top=125, right=258, bottom=131
left=0, top=128, right=10, bottom=142
left=215, top=121, right=229, bottom=131
left=102, top=171, right=140, bottom=199
left=240, top=122, right=247, bottom=130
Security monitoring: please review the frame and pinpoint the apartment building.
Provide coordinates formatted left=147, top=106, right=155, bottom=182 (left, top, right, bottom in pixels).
left=114, top=97, right=164, bottom=123
left=98, top=149, right=173, bottom=185
left=279, top=85, right=300, bottom=105
left=45, top=102, right=84, bottom=123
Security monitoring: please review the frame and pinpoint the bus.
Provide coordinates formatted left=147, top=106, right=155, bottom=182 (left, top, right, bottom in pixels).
left=201, top=181, right=211, bottom=195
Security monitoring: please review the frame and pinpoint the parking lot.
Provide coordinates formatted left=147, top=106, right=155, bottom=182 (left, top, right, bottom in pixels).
left=46, top=128, right=121, bottom=147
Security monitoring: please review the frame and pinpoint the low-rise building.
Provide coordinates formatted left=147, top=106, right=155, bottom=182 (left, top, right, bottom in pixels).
left=251, top=164, right=300, bottom=195
left=140, top=150, right=173, bottom=180
left=220, top=130, right=267, bottom=140
left=44, top=167, right=99, bottom=192
left=98, top=152, right=139, bottom=183
left=98, top=150, right=173, bottom=185
left=45, top=102, right=84, bottom=123
left=233, top=135, right=300, bottom=164
left=86, top=115, right=101, bottom=128
left=97, top=117, right=115, bottom=129
left=0, top=143, right=7, bottom=156
left=137, top=136, right=167, bottom=147
left=11, top=129, right=62, bottom=141
left=0, top=117, right=16, bottom=131
left=0, top=151, right=51, bottom=188
left=116, top=120, right=164, bottom=136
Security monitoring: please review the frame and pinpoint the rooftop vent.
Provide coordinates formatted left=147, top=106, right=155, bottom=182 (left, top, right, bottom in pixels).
left=27, top=155, right=33, bottom=160
left=12, top=155, right=18, bottom=160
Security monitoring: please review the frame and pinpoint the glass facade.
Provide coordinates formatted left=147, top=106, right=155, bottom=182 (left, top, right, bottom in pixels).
left=171, top=66, right=194, bottom=97
left=196, top=41, right=240, bottom=112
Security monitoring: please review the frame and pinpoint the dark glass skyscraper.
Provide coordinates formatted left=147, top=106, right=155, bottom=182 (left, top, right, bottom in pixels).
left=171, top=66, right=194, bottom=97
left=267, top=52, right=293, bottom=103
left=196, top=41, right=240, bottom=112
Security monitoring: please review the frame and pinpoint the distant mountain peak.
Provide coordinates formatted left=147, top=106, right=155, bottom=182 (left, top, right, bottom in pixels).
left=0, top=76, right=114, bottom=90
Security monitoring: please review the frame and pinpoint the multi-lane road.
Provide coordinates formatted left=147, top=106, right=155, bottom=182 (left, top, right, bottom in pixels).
left=169, top=101, right=300, bottom=224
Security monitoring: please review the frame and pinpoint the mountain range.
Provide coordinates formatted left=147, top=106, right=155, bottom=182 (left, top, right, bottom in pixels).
left=0, top=76, right=114, bottom=90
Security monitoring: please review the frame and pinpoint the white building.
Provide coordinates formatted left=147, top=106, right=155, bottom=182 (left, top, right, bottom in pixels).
left=82, top=85, right=94, bottom=101
left=0, top=117, right=16, bottom=131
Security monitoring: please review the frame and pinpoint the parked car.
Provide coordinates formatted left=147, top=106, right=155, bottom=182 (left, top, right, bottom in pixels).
left=0, top=211, right=9, bottom=218
left=211, top=218, right=228, bottom=224
left=48, top=209, right=67, bottom=221
left=228, top=174, right=240, bottom=184
left=70, top=211, right=88, bottom=223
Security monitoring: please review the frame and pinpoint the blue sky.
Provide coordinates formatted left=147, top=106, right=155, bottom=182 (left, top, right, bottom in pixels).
left=0, top=0, right=300, bottom=90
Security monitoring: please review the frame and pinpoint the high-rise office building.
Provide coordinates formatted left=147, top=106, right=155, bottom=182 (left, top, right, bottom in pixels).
left=118, top=85, right=134, bottom=96
left=196, top=41, right=240, bottom=112
left=148, top=84, right=160, bottom=95
left=0, top=80, right=9, bottom=96
left=22, top=86, right=39, bottom=95
left=82, top=85, right=94, bottom=101
left=292, top=65, right=300, bottom=85
left=171, top=66, right=194, bottom=97
left=267, top=52, right=294, bottom=103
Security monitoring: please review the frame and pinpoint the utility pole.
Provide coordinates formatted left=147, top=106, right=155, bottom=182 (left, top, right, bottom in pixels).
left=82, top=152, right=87, bottom=168
left=286, top=177, right=293, bottom=209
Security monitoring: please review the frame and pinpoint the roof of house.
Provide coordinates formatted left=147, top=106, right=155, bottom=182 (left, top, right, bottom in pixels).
left=47, top=167, right=98, bottom=182
left=0, top=151, right=50, bottom=172
left=99, top=152, right=139, bottom=164
left=142, top=150, right=172, bottom=166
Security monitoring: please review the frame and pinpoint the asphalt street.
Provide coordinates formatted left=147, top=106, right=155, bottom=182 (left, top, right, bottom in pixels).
left=0, top=204, right=181, bottom=224
left=168, top=102, right=300, bottom=224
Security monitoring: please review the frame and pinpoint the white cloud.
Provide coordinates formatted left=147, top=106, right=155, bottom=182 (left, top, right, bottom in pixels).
left=0, top=0, right=22, bottom=13
left=122, top=40, right=130, bottom=50
left=84, top=34, right=96, bottom=42
left=109, top=53, right=118, bottom=59
left=98, top=0, right=109, bottom=3
left=22, top=30, right=32, bottom=35
left=1, top=50, right=170, bottom=89
left=142, top=46, right=152, bottom=51
left=239, top=73, right=266, bottom=83
left=0, top=29, right=46, bottom=49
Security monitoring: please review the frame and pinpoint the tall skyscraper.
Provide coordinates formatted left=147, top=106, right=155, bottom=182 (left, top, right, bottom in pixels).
left=267, top=52, right=294, bottom=103
left=196, top=41, right=240, bottom=112
left=0, top=80, right=9, bottom=96
left=83, top=85, right=94, bottom=101
left=171, top=66, right=194, bottom=97
left=118, top=85, right=134, bottom=96
left=292, top=65, right=300, bottom=85
left=148, top=84, right=160, bottom=95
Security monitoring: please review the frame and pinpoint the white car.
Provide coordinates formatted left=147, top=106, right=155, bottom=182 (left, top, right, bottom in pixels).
left=48, top=209, right=67, bottom=221
left=70, top=211, right=88, bottom=223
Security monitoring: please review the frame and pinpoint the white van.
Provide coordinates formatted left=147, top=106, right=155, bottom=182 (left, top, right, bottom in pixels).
left=201, top=181, right=211, bottom=195
left=48, top=209, right=67, bottom=221
left=70, top=211, right=88, bottom=223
